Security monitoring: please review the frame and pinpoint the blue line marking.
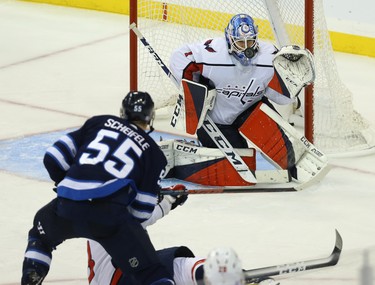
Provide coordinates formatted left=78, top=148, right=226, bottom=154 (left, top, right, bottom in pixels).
left=0, top=129, right=273, bottom=183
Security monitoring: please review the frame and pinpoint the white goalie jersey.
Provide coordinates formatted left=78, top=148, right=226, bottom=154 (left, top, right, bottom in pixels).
left=169, top=37, right=295, bottom=125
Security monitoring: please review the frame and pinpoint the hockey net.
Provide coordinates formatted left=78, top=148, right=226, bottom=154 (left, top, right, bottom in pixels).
left=130, top=0, right=375, bottom=155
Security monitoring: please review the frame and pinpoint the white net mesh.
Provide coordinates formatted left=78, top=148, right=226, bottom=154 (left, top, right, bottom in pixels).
left=135, top=0, right=375, bottom=154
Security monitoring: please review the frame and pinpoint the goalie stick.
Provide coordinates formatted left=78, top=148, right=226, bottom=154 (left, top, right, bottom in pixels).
left=244, top=229, right=343, bottom=283
left=129, top=22, right=257, bottom=184
left=160, top=186, right=296, bottom=195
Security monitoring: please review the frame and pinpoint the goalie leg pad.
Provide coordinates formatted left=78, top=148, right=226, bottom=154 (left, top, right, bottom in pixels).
left=196, top=124, right=248, bottom=148
left=173, top=156, right=255, bottom=186
left=162, top=140, right=256, bottom=186
left=239, top=102, right=295, bottom=170
left=258, top=103, right=330, bottom=184
left=157, top=140, right=175, bottom=178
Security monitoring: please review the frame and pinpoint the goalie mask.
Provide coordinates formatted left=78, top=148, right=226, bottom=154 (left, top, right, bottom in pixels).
left=120, top=91, right=155, bottom=127
left=225, top=14, right=259, bottom=66
left=204, top=247, right=244, bottom=285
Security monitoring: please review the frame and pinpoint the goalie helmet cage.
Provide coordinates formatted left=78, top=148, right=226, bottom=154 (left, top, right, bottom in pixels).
left=129, top=0, right=375, bottom=155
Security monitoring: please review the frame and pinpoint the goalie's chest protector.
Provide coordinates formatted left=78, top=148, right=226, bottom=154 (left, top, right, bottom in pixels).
left=190, top=38, right=275, bottom=125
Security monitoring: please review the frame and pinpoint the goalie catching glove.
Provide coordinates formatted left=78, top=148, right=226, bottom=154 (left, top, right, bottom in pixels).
left=273, top=45, right=315, bottom=98
left=160, top=184, right=188, bottom=210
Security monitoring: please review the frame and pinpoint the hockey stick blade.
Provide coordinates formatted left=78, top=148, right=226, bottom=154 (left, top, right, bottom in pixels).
left=244, top=229, right=343, bottom=283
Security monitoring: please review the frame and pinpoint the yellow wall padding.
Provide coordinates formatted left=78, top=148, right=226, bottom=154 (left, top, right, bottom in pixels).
left=21, top=0, right=375, bottom=57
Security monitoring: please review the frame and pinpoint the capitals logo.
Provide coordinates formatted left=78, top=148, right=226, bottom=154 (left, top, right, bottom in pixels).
left=204, top=39, right=216, bottom=53
left=217, top=79, right=265, bottom=105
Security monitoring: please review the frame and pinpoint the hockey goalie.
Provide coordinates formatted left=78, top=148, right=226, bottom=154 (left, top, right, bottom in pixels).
left=160, top=14, right=329, bottom=190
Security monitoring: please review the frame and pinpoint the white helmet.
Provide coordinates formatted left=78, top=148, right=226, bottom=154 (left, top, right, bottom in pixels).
left=204, top=247, right=244, bottom=285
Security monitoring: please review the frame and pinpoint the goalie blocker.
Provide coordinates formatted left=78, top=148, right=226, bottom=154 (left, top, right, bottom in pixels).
left=172, top=78, right=216, bottom=135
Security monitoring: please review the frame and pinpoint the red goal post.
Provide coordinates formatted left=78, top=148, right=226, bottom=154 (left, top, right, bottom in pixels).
left=129, top=0, right=375, bottom=155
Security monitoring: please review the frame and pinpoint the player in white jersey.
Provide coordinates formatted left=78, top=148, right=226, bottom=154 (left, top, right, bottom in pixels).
left=87, top=240, right=205, bottom=285
left=170, top=13, right=297, bottom=174
left=87, top=242, right=277, bottom=285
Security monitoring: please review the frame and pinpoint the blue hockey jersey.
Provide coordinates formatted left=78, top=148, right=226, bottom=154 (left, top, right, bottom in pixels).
left=43, top=115, right=167, bottom=223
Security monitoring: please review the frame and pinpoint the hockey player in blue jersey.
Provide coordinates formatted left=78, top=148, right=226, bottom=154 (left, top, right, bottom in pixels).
left=21, top=91, right=187, bottom=285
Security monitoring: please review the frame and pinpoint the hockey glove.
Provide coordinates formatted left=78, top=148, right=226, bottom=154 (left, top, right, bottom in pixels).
left=162, top=184, right=188, bottom=210
left=273, top=45, right=315, bottom=98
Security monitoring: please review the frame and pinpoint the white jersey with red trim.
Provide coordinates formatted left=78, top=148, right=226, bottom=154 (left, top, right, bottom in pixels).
left=87, top=239, right=205, bottom=285
left=173, top=257, right=205, bottom=285
left=170, top=37, right=294, bottom=125
left=87, top=198, right=177, bottom=285
left=87, top=240, right=120, bottom=285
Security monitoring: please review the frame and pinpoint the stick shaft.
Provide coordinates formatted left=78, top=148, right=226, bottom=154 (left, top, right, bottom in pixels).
left=244, top=230, right=342, bottom=281
left=160, top=187, right=296, bottom=195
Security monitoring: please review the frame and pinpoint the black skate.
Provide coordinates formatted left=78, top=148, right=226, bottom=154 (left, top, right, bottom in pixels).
left=21, top=258, right=48, bottom=285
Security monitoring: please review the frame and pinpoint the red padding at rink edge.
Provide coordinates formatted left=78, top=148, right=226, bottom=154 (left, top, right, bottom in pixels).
left=239, top=103, right=289, bottom=169
left=173, top=156, right=256, bottom=186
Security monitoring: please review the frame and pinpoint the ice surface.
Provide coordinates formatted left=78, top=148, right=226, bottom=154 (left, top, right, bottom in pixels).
left=0, top=1, right=375, bottom=284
